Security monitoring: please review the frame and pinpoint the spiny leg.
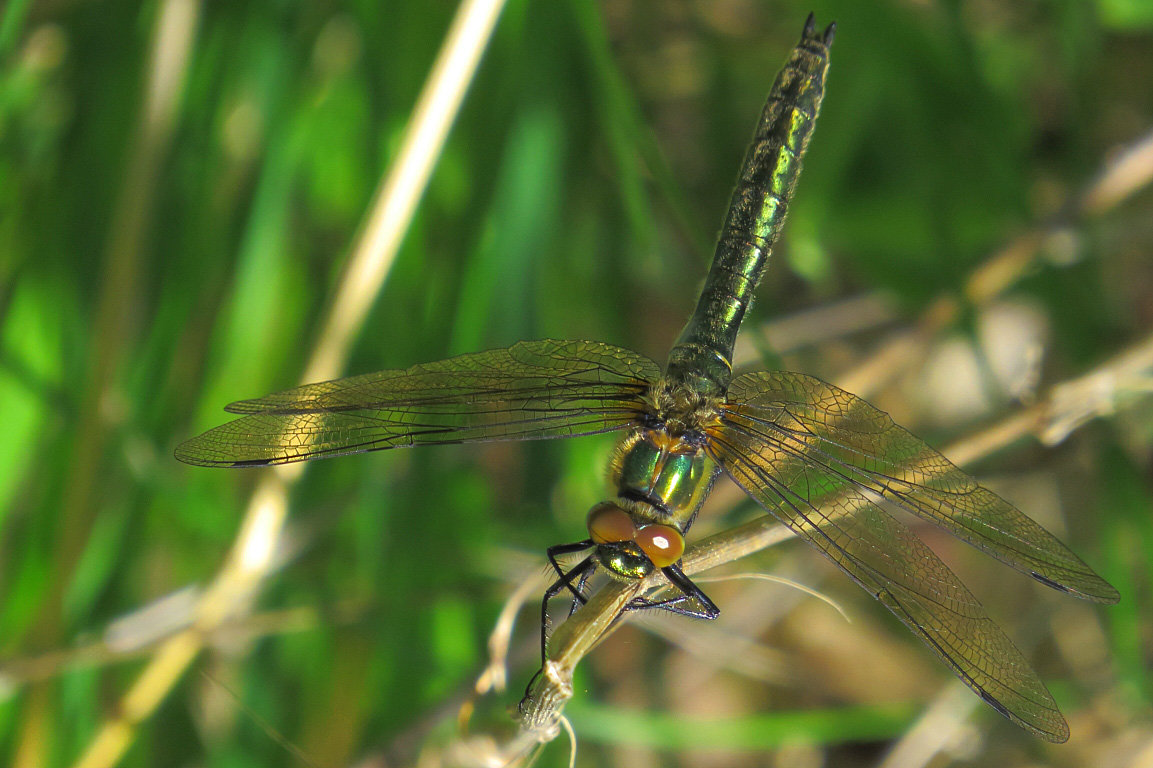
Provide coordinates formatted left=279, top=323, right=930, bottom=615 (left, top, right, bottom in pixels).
left=524, top=542, right=598, bottom=700
left=539, top=555, right=596, bottom=666
left=567, top=565, right=594, bottom=619
left=624, top=562, right=721, bottom=620
left=546, top=539, right=596, bottom=602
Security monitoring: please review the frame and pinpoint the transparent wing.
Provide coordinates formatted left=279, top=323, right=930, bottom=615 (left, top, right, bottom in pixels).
left=176, top=339, right=658, bottom=467
left=721, top=371, right=1118, bottom=604
left=704, top=369, right=1120, bottom=742
left=707, top=416, right=1070, bottom=742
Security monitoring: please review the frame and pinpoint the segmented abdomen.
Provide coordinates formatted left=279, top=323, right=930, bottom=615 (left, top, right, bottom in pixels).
left=666, top=18, right=833, bottom=397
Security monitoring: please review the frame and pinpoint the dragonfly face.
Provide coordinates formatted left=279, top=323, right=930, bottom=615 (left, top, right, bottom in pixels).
left=176, top=15, right=1118, bottom=743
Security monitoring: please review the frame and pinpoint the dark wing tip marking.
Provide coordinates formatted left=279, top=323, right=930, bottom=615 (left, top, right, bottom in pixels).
left=823, top=22, right=837, bottom=45
left=980, top=690, right=1070, bottom=743
left=1031, top=571, right=1073, bottom=593
left=228, top=458, right=277, bottom=468
left=1032, top=570, right=1121, bottom=605
left=979, top=689, right=1013, bottom=719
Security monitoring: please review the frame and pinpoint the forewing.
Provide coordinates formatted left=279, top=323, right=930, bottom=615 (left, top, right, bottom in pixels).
left=722, top=371, right=1118, bottom=604
left=176, top=340, right=658, bottom=467
left=706, top=419, right=1070, bottom=742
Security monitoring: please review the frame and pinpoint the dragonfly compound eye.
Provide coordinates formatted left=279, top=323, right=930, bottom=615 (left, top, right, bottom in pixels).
left=587, top=502, right=637, bottom=544
left=634, top=524, right=684, bottom=569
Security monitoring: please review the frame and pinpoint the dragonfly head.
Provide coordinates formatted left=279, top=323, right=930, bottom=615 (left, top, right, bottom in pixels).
left=587, top=502, right=685, bottom=581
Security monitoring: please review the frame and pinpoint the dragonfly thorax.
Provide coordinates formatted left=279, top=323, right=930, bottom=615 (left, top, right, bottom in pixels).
left=609, top=429, right=717, bottom=528
left=646, top=378, right=724, bottom=437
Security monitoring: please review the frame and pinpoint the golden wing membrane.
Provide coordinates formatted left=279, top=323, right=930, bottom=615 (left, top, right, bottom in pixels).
left=176, top=340, right=658, bottom=467
left=705, top=370, right=1119, bottom=742
left=721, top=371, right=1119, bottom=604
left=707, top=423, right=1070, bottom=741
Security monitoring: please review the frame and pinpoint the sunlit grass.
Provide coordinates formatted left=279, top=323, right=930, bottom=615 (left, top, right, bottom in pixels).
left=1, top=1, right=1151, bottom=766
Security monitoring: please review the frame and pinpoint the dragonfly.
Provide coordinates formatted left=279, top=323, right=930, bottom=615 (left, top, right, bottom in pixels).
left=177, top=15, right=1118, bottom=743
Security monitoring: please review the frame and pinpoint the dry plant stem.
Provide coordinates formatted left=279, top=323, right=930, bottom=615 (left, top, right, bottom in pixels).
left=741, top=293, right=897, bottom=363
left=54, top=0, right=199, bottom=641
left=70, top=1, right=509, bottom=767
left=1077, top=128, right=1153, bottom=216
left=946, top=330, right=1153, bottom=467
left=517, top=524, right=794, bottom=739
left=475, top=571, right=549, bottom=697
left=303, top=0, right=508, bottom=383
left=0, top=598, right=365, bottom=689
left=519, top=583, right=641, bottom=740
left=513, top=330, right=1153, bottom=746
left=16, top=1, right=201, bottom=767
left=877, top=683, right=978, bottom=768
left=838, top=126, right=1153, bottom=400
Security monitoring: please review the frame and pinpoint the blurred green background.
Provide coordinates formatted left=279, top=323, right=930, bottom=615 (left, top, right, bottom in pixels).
left=2, top=0, right=1152, bottom=765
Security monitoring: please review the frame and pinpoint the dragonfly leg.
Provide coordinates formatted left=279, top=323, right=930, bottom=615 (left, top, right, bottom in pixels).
left=539, top=555, right=596, bottom=666
left=546, top=539, right=596, bottom=602
left=624, top=562, right=720, bottom=620
left=567, top=565, right=594, bottom=619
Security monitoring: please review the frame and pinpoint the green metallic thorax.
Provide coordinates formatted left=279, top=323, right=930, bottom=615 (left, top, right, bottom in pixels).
left=595, top=429, right=720, bottom=581
left=665, top=30, right=832, bottom=398
left=611, top=430, right=718, bottom=532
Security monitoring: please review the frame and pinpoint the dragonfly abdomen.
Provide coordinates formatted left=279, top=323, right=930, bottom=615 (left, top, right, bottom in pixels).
left=666, top=18, right=833, bottom=397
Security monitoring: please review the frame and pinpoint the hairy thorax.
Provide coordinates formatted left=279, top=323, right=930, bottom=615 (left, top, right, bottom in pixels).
left=644, top=377, right=724, bottom=440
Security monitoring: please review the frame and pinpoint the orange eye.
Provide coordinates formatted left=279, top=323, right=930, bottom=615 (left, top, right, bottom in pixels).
left=635, top=524, right=684, bottom=568
left=588, top=503, right=637, bottom=544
